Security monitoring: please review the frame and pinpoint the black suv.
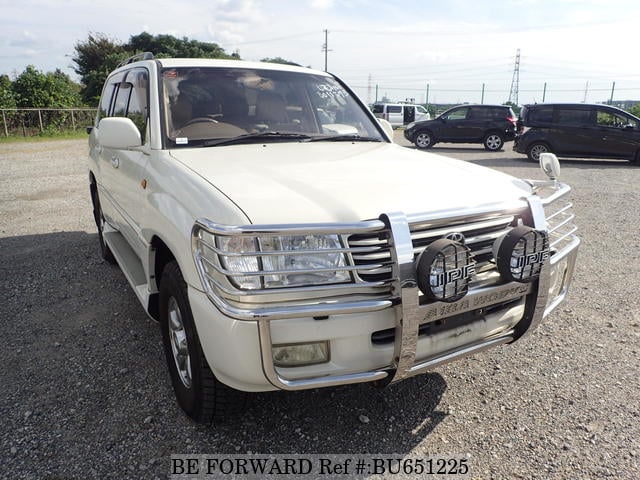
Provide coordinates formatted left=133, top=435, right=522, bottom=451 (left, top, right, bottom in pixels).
left=514, top=103, right=640, bottom=164
left=404, top=104, right=517, bottom=151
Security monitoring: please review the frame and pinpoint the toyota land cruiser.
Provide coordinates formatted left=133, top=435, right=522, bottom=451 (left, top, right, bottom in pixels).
left=88, top=53, right=580, bottom=424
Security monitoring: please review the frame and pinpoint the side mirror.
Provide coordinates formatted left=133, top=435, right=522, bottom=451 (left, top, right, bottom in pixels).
left=377, top=118, right=394, bottom=141
left=98, top=117, right=142, bottom=149
left=539, top=152, right=561, bottom=181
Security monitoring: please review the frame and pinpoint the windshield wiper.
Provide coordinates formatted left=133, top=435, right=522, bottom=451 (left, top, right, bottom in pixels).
left=308, top=134, right=383, bottom=142
left=203, top=131, right=312, bottom=147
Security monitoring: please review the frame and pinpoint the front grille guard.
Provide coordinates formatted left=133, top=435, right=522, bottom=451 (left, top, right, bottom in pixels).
left=191, top=192, right=577, bottom=391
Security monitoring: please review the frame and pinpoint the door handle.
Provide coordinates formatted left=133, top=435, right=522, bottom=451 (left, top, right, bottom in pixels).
left=111, top=156, right=120, bottom=168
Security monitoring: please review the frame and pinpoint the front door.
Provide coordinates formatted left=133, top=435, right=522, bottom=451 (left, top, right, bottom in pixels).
left=98, top=68, right=150, bottom=258
left=593, top=108, right=640, bottom=159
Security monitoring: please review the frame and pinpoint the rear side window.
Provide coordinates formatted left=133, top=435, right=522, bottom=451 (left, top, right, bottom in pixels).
left=470, top=107, right=508, bottom=120
left=529, top=106, right=553, bottom=124
left=555, top=108, right=592, bottom=126
left=386, top=105, right=402, bottom=113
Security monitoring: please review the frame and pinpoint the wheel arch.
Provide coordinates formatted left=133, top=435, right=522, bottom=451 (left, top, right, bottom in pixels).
left=89, top=171, right=98, bottom=203
left=148, top=235, right=177, bottom=320
left=526, top=139, right=553, bottom=161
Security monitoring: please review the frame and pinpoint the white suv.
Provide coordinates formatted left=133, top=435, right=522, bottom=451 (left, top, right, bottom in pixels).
left=88, top=53, right=580, bottom=424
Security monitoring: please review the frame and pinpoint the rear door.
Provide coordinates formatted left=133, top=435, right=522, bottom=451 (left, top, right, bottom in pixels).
left=403, top=105, right=415, bottom=124
left=466, top=106, right=496, bottom=141
left=385, top=105, right=403, bottom=126
left=551, top=107, right=595, bottom=156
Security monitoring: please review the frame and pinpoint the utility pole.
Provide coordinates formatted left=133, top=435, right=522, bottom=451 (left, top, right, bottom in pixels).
left=542, top=82, right=547, bottom=102
left=609, top=81, right=616, bottom=104
left=481, top=83, right=485, bottom=104
left=508, top=48, right=521, bottom=106
left=367, top=74, right=372, bottom=105
left=322, top=29, right=330, bottom=72
left=583, top=81, right=589, bottom=103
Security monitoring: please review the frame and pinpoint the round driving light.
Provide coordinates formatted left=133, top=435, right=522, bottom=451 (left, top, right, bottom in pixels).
left=494, top=226, right=549, bottom=283
left=416, top=239, right=476, bottom=303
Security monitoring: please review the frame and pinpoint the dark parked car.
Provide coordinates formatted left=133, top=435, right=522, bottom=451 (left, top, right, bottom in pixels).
left=514, top=103, right=640, bottom=164
left=404, top=104, right=517, bottom=151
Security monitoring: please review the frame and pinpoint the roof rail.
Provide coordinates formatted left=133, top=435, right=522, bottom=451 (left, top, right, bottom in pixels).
left=117, top=52, right=154, bottom=69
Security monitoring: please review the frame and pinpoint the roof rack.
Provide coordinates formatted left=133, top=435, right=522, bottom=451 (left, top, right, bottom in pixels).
left=117, top=52, right=155, bottom=69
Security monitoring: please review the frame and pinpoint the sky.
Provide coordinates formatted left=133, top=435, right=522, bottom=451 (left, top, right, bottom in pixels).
left=2, top=0, right=640, bottom=105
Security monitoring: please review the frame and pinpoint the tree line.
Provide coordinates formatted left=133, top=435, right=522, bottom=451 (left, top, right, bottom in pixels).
left=0, top=32, right=296, bottom=109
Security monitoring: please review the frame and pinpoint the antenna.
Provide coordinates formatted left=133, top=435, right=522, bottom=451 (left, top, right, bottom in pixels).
left=508, top=48, right=520, bottom=106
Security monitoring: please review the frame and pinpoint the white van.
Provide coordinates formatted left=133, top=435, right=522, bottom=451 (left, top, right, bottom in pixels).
left=372, top=103, right=431, bottom=127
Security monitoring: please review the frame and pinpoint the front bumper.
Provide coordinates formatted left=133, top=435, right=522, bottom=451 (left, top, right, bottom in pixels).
left=191, top=187, right=579, bottom=392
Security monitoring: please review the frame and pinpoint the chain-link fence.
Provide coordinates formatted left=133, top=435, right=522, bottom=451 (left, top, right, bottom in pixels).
left=0, top=108, right=98, bottom=137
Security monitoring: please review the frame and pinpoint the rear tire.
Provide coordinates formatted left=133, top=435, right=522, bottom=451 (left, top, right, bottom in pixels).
left=159, top=261, right=247, bottom=424
left=527, top=142, right=550, bottom=162
left=414, top=131, right=435, bottom=149
left=483, top=132, right=504, bottom=151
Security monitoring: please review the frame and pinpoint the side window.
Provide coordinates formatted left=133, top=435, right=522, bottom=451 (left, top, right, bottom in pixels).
left=530, top=106, right=553, bottom=123
left=416, top=106, right=427, bottom=114
left=445, top=108, right=468, bottom=120
left=112, top=83, right=131, bottom=117
left=371, top=104, right=383, bottom=114
left=105, top=69, right=149, bottom=142
left=555, top=108, right=592, bottom=126
left=125, top=69, right=149, bottom=142
left=596, top=110, right=636, bottom=128
left=387, top=106, right=402, bottom=114
left=98, top=83, right=116, bottom=121
left=96, top=73, right=124, bottom=124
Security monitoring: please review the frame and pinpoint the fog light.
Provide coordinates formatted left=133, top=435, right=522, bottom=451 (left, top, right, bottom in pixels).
left=494, top=226, right=549, bottom=283
left=272, top=341, right=330, bottom=367
left=416, top=238, right=475, bottom=303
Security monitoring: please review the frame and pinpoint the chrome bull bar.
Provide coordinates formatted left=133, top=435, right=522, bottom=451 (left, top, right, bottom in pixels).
left=257, top=210, right=551, bottom=391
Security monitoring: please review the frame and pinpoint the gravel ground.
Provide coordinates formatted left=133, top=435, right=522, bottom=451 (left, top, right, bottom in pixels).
left=1, top=136, right=639, bottom=479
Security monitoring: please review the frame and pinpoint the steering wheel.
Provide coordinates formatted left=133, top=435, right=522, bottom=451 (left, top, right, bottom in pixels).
left=182, top=116, right=221, bottom=127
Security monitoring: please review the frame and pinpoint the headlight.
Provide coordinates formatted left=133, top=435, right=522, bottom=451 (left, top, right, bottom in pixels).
left=195, top=230, right=351, bottom=290
left=216, top=235, right=261, bottom=290
left=260, top=235, right=350, bottom=288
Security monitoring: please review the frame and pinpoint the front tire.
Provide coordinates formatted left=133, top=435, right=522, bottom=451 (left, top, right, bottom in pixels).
left=414, top=131, right=435, bottom=149
left=483, top=133, right=504, bottom=151
left=159, top=261, right=247, bottom=424
left=527, top=141, right=550, bottom=162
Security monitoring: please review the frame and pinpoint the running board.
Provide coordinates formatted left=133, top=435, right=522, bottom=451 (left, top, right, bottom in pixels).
left=103, top=230, right=150, bottom=309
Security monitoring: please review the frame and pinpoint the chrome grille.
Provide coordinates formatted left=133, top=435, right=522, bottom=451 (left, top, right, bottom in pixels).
left=349, top=211, right=525, bottom=286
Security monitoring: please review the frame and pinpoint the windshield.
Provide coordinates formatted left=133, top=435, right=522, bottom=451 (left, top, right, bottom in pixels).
left=161, top=66, right=385, bottom=147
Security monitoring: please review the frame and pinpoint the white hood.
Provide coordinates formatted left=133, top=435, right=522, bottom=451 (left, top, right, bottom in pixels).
left=171, top=142, right=532, bottom=224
